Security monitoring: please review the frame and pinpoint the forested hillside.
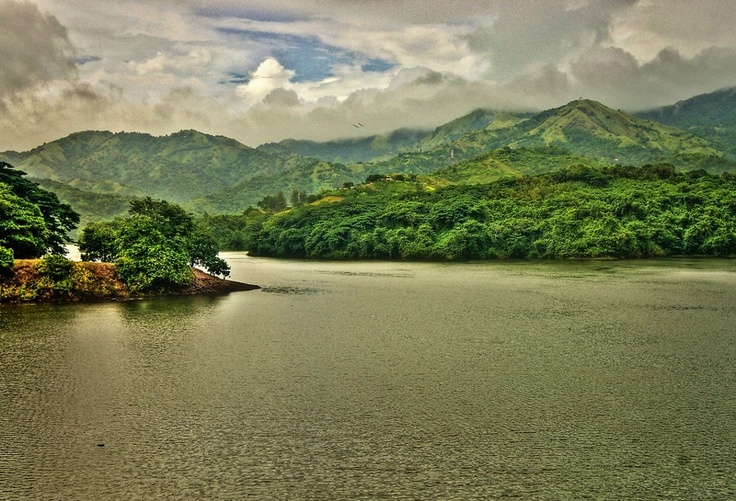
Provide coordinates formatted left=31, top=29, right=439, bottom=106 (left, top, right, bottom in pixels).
left=202, top=164, right=736, bottom=260
left=4, top=130, right=283, bottom=202
left=4, top=92, right=736, bottom=234
left=0, top=130, right=358, bottom=218
left=274, top=98, right=736, bottom=174
left=262, top=128, right=429, bottom=164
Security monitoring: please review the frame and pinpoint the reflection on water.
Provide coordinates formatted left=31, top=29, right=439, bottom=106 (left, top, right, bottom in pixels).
left=1, top=256, right=735, bottom=499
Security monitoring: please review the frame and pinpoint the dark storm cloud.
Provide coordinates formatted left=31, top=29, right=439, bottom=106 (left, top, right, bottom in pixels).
left=569, top=45, right=736, bottom=108
left=465, top=0, right=639, bottom=76
left=0, top=0, right=77, bottom=96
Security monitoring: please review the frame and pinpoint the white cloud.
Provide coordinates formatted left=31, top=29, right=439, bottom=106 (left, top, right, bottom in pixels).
left=236, top=57, right=296, bottom=106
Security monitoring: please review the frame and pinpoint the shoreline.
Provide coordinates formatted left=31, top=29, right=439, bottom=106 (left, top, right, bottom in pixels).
left=0, top=260, right=260, bottom=304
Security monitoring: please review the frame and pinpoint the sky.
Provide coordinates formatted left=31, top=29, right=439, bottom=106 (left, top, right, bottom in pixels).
left=2, top=0, right=736, bottom=151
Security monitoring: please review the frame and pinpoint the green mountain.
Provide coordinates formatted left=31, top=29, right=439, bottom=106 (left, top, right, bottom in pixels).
left=269, top=108, right=530, bottom=164
left=636, top=87, right=736, bottom=158
left=280, top=99, right=731, bottom=180
left=637, top=87, right=736, bottom=128
left=415, top=109, right=529, bottom=152
left=3, top=96, right=734, bottom=229
left=0, top=130, right=362, bottom=221
left=504, top=99, right=722, bottom=165
left=2, top=130, right=282, bottom=203
left=188, top=156, right=365, bottom=213
left=262, top=128, right=429, bottom=164
left=366, top=99, right=731, bottom=175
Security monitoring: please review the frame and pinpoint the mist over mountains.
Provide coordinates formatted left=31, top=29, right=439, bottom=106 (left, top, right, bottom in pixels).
left=2, top=87, right=735, bottom=225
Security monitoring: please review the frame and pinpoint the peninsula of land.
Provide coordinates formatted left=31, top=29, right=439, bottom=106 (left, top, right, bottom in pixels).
left=0, top=260, right=259, bottom=304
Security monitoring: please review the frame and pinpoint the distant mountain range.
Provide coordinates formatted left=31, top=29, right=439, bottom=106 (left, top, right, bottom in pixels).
left=275, top=98, right=730, bottom=168
left=637, top=87, right=736, bottom=158
left=2, top=87, right=735, bottom=226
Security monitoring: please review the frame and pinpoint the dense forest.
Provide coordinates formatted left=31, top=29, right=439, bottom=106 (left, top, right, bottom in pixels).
left=199, top=164, right=736, bottom=260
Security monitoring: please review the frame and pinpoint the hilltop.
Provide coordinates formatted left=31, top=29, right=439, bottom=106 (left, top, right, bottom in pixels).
left=0, top=130, right=354, bottom=205
left=274, top=98, right=734, bottom=172
left=504, top=99, right=721, bottom=164
left=636, top=86, right=736, bottom=158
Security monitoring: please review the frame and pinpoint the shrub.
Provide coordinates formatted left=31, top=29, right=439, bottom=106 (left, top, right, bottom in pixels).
left=37, top=254, right=74, bottom=281
left=0, top=246, right=13, bottom=271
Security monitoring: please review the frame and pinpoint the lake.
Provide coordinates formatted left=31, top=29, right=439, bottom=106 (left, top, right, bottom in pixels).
left=1, top=255, right=735, bottom=499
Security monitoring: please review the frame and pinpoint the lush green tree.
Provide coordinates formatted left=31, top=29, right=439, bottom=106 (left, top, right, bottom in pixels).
left=128, top=197, right=195, bottom=239
left=289, top=188, right=308, bottom=206
left=78, top=220, right=121, bottom=262
left=115, top=215, right=194, bottom=291
left=257, top=191, right=288, bottom=212
left=79, top=197, right=230, bottom=291
left=0, top=162, right=79, bottom=255
left=188, top=222, right=230, bottom=277
left=0, top=184, right=49, bottom=259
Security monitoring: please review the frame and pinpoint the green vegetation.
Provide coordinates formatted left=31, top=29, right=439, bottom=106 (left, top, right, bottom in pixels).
left=79, top=198, right=229, bottom=292
left=638, top=87, right=736, bottom=129
left=0, top=257, right=128, bottom=303
left=0, top=246, right=13, bottom=271
left=637, top=87, right=736, bottom=158
left=209, top=165, right=736, bottom=260
left=197, top=208, right=269, bottom=251
left=267, top=128, right=429, bottom=164
left=1, top=130, right=359, bottom=221
left=32, top=178, right=134, bottom=229
left=3, top=92, right=736, bottom=269
left=4, top=95, right=736, bottom=228
left=0, top=162, right=79, bottom=266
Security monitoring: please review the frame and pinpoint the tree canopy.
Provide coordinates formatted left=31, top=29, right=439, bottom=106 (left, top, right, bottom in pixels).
left=78, top=197, right=229, bottom=291
left=201, top=164, right=736, bottom=260
left=0, top=162, right=80, bottom=265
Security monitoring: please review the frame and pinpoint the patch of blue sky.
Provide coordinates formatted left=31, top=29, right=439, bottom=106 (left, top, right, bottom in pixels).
left=224, top=72, right=249, bottom=84
left=195, top=6, right=307, bottom=23
left=75, top=55, right=101, bottom=65
left=361, top=59, right=394, bottom=73
left=217, top=28, right=394, bottom=83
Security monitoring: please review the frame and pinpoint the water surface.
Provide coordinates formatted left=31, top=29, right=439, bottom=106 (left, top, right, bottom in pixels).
left=1, top=256, right=735, bottom=499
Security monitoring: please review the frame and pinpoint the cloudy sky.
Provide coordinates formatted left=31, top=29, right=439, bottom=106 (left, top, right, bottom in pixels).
left=2, top=0, right=736, bottom=151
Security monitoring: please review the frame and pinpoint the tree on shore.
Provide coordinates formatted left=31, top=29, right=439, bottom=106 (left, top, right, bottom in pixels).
left=79, top=197, right=229, bottom=291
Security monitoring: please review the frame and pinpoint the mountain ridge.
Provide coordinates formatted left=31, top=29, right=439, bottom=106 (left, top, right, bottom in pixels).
left=2, top=91, right=736, bottom=226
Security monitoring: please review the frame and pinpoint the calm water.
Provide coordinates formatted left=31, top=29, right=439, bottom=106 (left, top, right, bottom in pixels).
left=1, top=255, right=735, bottom=500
